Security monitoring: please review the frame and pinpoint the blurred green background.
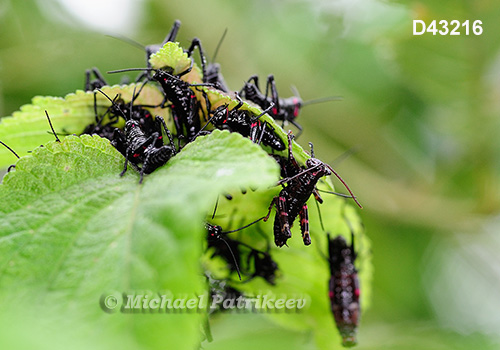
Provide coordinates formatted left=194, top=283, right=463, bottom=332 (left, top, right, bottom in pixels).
left=1, top=0, right=500, bottom=348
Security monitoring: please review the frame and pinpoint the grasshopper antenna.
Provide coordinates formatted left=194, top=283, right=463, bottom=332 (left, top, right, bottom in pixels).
left=302, top=96, right=343, bottom=106
left=219, top=237, right=242, bottom=281
left=0, top=141, right=20, bottom=159
left=211, top=28, right=228, bottom=63
left=221, top=216, right=266, bottom=234
left=105, top=34, right=146, bottom=51
left=212, top=196, right=219, bottom=220
left=45, top=111, right=60, bottom=143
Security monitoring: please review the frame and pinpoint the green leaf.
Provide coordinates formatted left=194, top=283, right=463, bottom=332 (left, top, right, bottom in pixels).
left=0, top=84, right=166, bottom=168
left=0, top=130, right=280, bottom=349
left=0, top=39, right=369, bottom=350
left=204, top=188, right=370, bottom=350
left=204, top=314, right=316, bottom=350
left=0, top=311, right=140, bottom=350
left=149, top=41, right=203, bottom=83
left=188, top=82, right=369, bottom=350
